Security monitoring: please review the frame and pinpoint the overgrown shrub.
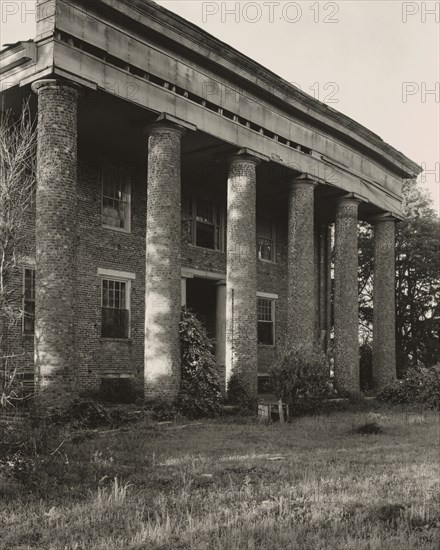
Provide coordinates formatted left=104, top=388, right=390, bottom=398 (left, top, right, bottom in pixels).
left=377, top=365, right=440, bottom=409
left=177, top=308, right=222, bottom=419
left=227, top=372, right=257, bottom=414
left=145, top=399, right=179, bottom=421
left=269, top=343, right=331, bottom=415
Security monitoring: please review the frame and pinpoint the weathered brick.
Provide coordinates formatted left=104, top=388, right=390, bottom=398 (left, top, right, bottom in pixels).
left=143, top=122, right=185, bottom=402
left=334, top=197, right=361, bottom=397
left=287, top=179, right=317, bottom=345
left=372, top=217, right=396, bottom=388
left=225, top=155, right=258, bottom=401
left=31, top=79, right=79, bottom=413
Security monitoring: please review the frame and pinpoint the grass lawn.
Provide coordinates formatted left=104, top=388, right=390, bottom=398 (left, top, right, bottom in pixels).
left=1, top=407, right=439, bottom=549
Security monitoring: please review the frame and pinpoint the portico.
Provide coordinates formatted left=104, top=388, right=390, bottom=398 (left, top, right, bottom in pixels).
left=0, top=0, right=421, bottom=412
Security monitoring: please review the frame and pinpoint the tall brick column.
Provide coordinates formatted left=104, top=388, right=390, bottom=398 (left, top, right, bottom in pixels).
left=325, top=225, right=333, bottom=353
left=143, top=121, right=185, bottom=402
left=334, top=197, right=361, bottom=397
left=317, top=224, right=332, bottom=350
left=372, top=215, right=397, bottom=389
left=226, top=155, right=259, bottom=403
left=31, top=79, right=79, bottom=412
left=287, top=179, right=317, bottom=345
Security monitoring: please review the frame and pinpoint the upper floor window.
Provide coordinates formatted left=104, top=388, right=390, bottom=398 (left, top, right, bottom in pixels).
left=23, top=267, right=35, bottom=335
left=257, top=218, right=276, bottom=262
left=102, top=163, right=131, bottom=232
left=257, top=297, right=275, bottom=346
left=184, top=196, right=225, bottom=251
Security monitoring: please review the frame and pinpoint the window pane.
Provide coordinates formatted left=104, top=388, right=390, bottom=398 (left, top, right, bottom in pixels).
left=258, top=239, right=273, bottom=262
left=23, top=268, right=36, bottom=334
left=196, top=222, right=215, bottom=249
left=102, top=165, right=130, bottom=229
left=258, top=298, right=273, bottom=321
left=257, top=219, right=275, bottom=261
left=258, top=322, right=273, bottom=345
left=196, top=198, right=214, bottom=224
left=23, top=301, right=35, bottom=334
left=101, top=308, right=129, bottom=338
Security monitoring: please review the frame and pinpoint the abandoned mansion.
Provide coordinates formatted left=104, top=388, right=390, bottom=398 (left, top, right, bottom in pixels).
left=0, top=0, right=422, bottom=411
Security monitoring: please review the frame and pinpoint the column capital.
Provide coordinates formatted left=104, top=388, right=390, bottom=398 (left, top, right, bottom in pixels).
left=369, top=212, right=397, bottom=224
left=335, top=194, right=363, bottom=209
left=31, top=78, right=82, bottom=95
left=287, top=175, right=318, bottom=188
left=143, top=113, right=196, bottom=138
left=226, top=148, right=268, bottom=167
left=143, top=120, right=187, bottom=139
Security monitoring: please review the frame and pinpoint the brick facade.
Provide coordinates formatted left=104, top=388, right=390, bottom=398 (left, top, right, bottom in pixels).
left=5, top=85, right=397, bottom=411
left=6, top=140, right=290, bottom=406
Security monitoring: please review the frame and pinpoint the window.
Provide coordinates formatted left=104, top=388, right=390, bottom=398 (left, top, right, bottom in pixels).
left=257, top=297, right=275, bottom=345
left=102, top=163, right=131, bottom=231
left=101, top=277, right=130, bottom=339
left=257, top=218, right=276, bottom=262
left=23, top=267, right=35, bottom=334
left=184, top=196, right=225, bottom=251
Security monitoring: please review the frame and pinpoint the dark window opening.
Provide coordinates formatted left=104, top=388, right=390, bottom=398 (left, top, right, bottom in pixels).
left=101, top=279, right=129, bottom=339
left=184, top=196, right=225, bottom=251
left=258, top=297, right=275, bottom=345
left=23, top=267, right=35, bottom=335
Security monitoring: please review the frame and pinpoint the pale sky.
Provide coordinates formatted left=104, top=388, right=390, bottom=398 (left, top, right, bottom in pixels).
left=1, top=0, right=439, bottom=212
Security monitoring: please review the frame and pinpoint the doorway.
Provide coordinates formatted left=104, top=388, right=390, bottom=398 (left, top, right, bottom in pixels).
left=186, top=277, right=217, bottom=340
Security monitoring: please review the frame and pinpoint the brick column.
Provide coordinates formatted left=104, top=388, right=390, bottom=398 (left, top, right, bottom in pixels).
left=31, top=79, right=80, bottom=412
left=372, top=215, right=396, bottom=389
left=325, top=225, right=333, bottom=353
left=318, top=224, right=332, bottom=350
left=226, top=155, right=258, bottom=404
left=143, top=122, right=185, bottom=402
left=314, top=226, right=320, bottom=341
left=334, top=197, right=361, bottom=397
left=287, top=179, right=317, bottom=346
left=215, top=281, right=227, bottom=391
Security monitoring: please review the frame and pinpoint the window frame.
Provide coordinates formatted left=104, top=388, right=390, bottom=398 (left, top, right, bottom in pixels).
left=257, top=293, right=277, bottom=347
left=22, top=265, right=36, bottom=335
left=184, top=195, right=225, bottom=252
left=98, top=268, right=135, bottom=340
left=101, top=162, right=132, bottom=234
left=257, top=217, right=277, bottom=263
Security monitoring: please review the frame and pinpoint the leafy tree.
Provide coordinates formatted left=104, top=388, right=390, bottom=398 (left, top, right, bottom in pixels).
left=359, top=180, right=440, bottom=376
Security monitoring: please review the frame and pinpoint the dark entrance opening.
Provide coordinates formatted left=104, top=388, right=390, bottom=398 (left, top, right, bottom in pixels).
left=186, top=278, right=217, bottom=340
